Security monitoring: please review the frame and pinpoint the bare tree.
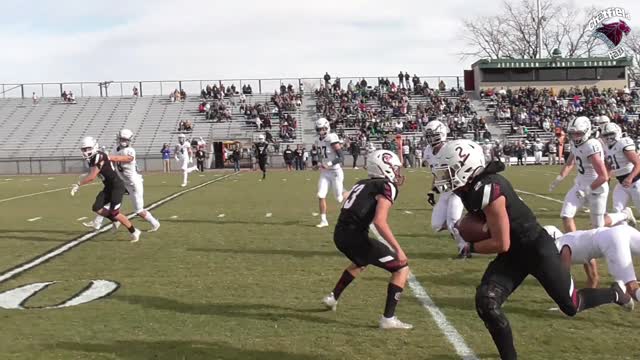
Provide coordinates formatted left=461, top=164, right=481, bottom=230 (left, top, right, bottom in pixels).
left=624, top=30, right=640, bottom=83
left=460, top=16, right=508, bottom=59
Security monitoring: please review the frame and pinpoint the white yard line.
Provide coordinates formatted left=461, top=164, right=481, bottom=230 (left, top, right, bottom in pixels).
left=0, top=174, right=234, bottom=284
left=27, top=217, right=42, bottom=222
left=76, top=217, right=88, bottom=221
left=369, top=225, right=478, bottom=360
left=515, top=189, right=563, bottom=205
left=0, top=184, right=97, bottom=204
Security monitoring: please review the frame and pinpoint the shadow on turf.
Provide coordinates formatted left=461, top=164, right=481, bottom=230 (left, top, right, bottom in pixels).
left=164, top=219, right=304, bottom=226
left=188, top=247, right=455, bottom=261
left=115, top=294, right=370, bottom=329
left=0, top=229, right=80, bottom=242
left=53, top=340, right=326, bottom=360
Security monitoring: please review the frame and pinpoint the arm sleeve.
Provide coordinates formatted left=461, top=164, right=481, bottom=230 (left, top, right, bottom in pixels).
left=379, top=181, right=398, bottom=203
left=470, top=178, right=504, bottom=211
left=331, top=147, right=344, bottom=165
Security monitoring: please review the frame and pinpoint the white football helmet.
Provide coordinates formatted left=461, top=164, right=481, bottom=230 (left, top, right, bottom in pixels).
left=424, top=120, right=447, bottom=146
left=178, top=133, right=186, bottom=144
left=432, top=139, right=485, bottom=192
left=315, top=118, right=330, bottom=139
left=118, top=129, right=134, bottom=147
left=601, top=122, right=622, bottom=146
left=256, top=134, right=265, bottom=143
left=80, top=136, right=99, bottom=159
left=367, top=150, right=404, bottom=185
left=595, top=115, right=611, bottom=127
left=567, top=116, right=591, bottom=146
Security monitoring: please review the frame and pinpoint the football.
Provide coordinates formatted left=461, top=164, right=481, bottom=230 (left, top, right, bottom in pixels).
left=456, top=212, right=491, bottom=243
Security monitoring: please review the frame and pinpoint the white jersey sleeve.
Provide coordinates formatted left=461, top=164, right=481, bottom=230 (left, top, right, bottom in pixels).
left=177, top=143, right=191, bottom=159
left=423, top=145, right=437, bottom=169
left=605, top=137, right=635, bottom=177
left=572, top=138, right=604, bottom=184
left=556, top=228, right=603, bottom=264
left=116, top=147, right=141, bottom=183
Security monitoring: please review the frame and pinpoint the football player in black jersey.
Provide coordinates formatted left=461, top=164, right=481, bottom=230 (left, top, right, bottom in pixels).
left=254, top=134, right=269, bottom=180
left=321, top=150, right=412, bottom=329
left=432, top=139, right=632, bottom=360
left=71, top=137, right=141, bottom=242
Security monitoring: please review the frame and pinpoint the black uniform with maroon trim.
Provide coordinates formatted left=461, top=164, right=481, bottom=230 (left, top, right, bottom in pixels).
left=333, top=178, right=406, bottom=272
left=254, top=142, right=269, bottom=172
left=88, top=151, right=126, bottom=215
left=455, top=161, right=580, bottom=359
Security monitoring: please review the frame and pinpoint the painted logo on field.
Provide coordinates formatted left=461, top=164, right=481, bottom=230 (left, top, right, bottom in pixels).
left=0, top=279, right=119, bottom=309
left=587, top=7, right=632, bottom=59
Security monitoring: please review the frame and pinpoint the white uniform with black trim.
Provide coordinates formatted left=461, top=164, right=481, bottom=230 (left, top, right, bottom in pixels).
left=424, top=144, right=464, bottom=237
left=316, top=133, right=344, bottom=202
left=557, top=226, right=639, bottom=284
left=115, top=146, right=145, bottom=213
left=176, top=142, right=192, bottom=170
left=605, top=137, right=640, bottom=212
left=533, top=142, right=543, bottom=163
left=560, top=138, right=608, bottom=220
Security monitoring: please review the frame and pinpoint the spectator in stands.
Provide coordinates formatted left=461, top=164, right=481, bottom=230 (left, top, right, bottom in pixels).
left=547, top=139, right=557, bottom=165
left=382, top=138, right=391, bottom=150
left=398, top=71, right=404, bottom=88
left=516, top=142, right=526, bottom=166
left=32, top=92, right=38, bottom=106
left=170, top=90, right=176, bottom=102
left=180, top=89, right=187, bottom=101
left=294, top=145, right=304, bottom=171
left=132, top=86, right=139, bottom=97
left=62, top=90, right=68, bottom=102
left=438, top=80, right=446, bottom=92
left=195, top=146, right=206, bottom=172
left=404, top=72, right=410, bottom=89
left=310, top=145, right=319, bottom=169
left=231, top=146, right=241, bottom=172
left=283, top=145, right=294, bottom=171
left=324, top=72, right=331, bottom=86
left=161, top=144, right=172, bottom=172
left=402, top=140, right=412, bottom=168
left=414, top=143, right=423, bottom=168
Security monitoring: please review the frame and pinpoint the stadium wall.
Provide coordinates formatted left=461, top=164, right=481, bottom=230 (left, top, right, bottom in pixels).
left=478, top=79, right=626, bottom=91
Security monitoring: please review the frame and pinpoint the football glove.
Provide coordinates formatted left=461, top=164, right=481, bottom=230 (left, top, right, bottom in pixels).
left=427, top=192, right=436, bottom=206
left=70, top=184, right=80, bottom=196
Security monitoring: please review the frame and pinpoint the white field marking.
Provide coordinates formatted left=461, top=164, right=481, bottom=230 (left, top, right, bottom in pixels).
left=43, top=184, right=49, bottom=186
left=539, top=207, right=549, bottom=211
left=548, top=307, right=560, bottom=311
left=265, top=213, right=272, bottom=218
left=282, top=178, right=287, bottom=181
left=0, top=184, right=97, bottom=204
left=311, top=212, right=319, bottom=217
left=47, top=177, right=54, bottom=180
left=27, top=217, right=42, bottom=222
left=404, top=210, right=413, bottom=214
left=515, top=189, right=563, bottom=205
left=162, top=181, right=166, bottom=184
left=217, top=214, right=225, bottom=218
left=199, top=175, right=205, bottom=177
left=76, top=217, right=87, bottom=221
left=0, top=173, right=235, bottom=284
left=23, top=179, right=32, bottom=182
left=306, top=178, right=311, bottom=181
left=369, top=225, right=478, bottom=359
left=170, top=215, right=178, bottom=219
left=5, top=179, right=14, bottom=181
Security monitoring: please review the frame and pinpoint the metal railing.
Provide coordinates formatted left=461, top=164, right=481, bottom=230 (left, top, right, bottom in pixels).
left=0, top=76, right=462, bottom=99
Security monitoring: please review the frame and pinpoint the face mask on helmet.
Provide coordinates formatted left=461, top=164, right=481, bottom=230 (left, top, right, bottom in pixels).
left=316, top=126, right=328, bottom=138
left=119, top=137, right=131, bottom=147
left=424, top=130, right=442, bottom=146
left=569, top=130, right=587, bottom=146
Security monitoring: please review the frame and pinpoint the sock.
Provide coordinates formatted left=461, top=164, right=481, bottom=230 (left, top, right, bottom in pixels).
left=127, top=225, right=136, bottom=233
left=488, top=324, right=517, bottom=360
left=608, top=212, right=628, bottom=225
left=383, top=283, right=404, bottom=318
left=576, top=288, right=617, bottom=312
left=332, top=270, right=355, bottom=300
left=94, top=215, right=105, bottom=226
left=143, top=212, right=159, bottom=226
left=320, top=214, right=327, bottom=223
left=182, top=171, right=188, bottom=184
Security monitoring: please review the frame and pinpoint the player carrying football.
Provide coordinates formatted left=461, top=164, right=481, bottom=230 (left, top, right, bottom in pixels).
left=321, top=150, right=412, bottom=329
left=433, top=139, right=631, bottom=360
left=549, top=116, right=609, bottom=232
left=254, top=134, right=269, bottom=180
left=423, top=120, right=466, bottom=258
left=314, top=118, right=345, bottom=228
left=83, top=129, right=160, bottom=233
left=72, top=136, right=141, bottom=242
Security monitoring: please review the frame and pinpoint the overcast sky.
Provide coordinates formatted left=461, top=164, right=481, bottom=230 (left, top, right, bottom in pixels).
left=0, top=0, right=638, bottom=84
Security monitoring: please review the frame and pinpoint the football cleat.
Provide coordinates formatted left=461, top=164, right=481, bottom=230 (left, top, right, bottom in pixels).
left=82, top=221, right=100, bottom=230
left=379, top=316, right=413, bottom=330
left=612, top=281, right=634, bottom=312
left=111, top=221, right=121, bottom=233
left=148, top=221, right=161, bottom=233
left=130, top=228, right=142, bottom=243
left=181, top=183, right=187, bottom=187
left=316, top=220, right=329, bottom=228
left=623, top=207, right=637, bottom=227
left=322, top=293, right=338, bottom=311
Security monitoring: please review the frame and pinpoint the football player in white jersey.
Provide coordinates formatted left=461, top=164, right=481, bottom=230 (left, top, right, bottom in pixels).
left=423, top=120, right=467, bottom=257
left=544, top=224, right=638, bottom=308
left=601, top=122, right=640, bottom=219
left=175, top=133, right=198, bottom=187
left=315, top=118, right=345, bottom=228
left=549, top=116, right=609, bottom=232
left=84, top=129, right=161, bottom=232
left=481, top=139, right=494, bottom=163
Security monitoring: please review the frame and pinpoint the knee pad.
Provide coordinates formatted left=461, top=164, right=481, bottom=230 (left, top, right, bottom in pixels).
left=475, top=283, right=509, bottom=329
left=108, top=209, right=120, bottom=220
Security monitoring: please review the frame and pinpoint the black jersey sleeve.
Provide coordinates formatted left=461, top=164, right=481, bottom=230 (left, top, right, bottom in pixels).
left=88, top=152, right=105, bottom=170
left=376, top=180, right=398, bottom=204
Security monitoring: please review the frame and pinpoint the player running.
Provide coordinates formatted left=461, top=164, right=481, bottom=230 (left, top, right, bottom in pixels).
left=545, top=224, right=638, bottom=307
left=175, top=133, right=198, bottom=187
left=422, top=120, right=466, bottom=258
left=72, top=137, right=141, bottom=242
left=601, top=122, right=640, bottom=219
left=83, top=129, right=160, bottom=232
left=254, top=134, right=269, bottom=180
left=314, top=118, right=345, bottom=228
left=321, top=150, right=412, bottom=329
left=433, top=139, right=630, bottom=360
left=549, top=116, right=609, bottom=232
